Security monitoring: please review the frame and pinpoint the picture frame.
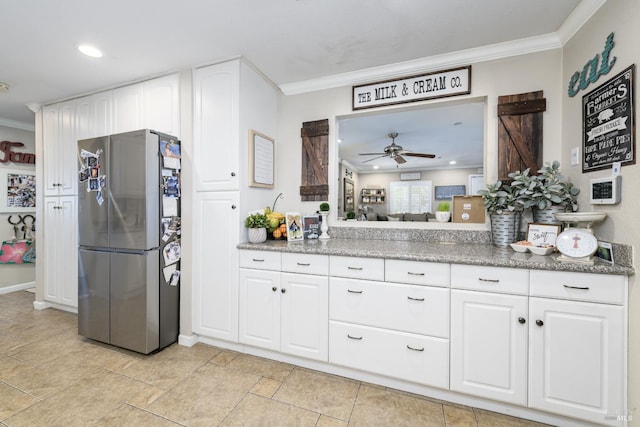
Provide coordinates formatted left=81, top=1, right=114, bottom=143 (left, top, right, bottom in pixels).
left=596, top=241, right=614, bottom=264
left=526, top=223, right=561, bottom=246
left=343, top=178, right=354, bottom=212
left=249, top=129, right=274, bottom=188
left=302, top=215, right=320, bottom=240
left=285, top=212, right=304, bottom=242
left=0, top=168, right=36, bottom=213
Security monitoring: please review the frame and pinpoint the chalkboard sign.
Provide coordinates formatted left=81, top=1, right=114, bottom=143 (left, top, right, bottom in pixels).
left=583, top=65, right=635, bottom=172
left=435, top=185, right=466, bottom=200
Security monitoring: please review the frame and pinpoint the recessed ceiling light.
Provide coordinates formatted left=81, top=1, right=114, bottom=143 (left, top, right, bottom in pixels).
left=373, top=165, right=379, bottom=169
left=77, top=44, right=103, bottom=58
left=449, top=160, right=457, bottom=165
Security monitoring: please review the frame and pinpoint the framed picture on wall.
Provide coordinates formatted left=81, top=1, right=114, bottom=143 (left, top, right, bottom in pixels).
left=0, top=168, right=36, bottom=213
left=344, top=178, right=354, bottom=212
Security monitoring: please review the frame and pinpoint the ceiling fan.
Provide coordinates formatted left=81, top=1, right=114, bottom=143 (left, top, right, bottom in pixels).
left=359, top=132, right=436, bottom=165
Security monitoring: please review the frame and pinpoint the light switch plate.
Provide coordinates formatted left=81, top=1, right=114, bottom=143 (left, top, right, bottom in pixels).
left=570, top=146, right=580, bottom=166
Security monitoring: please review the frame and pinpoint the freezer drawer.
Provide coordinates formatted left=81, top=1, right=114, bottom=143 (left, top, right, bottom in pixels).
left=78, top=249, right=110, bottom=344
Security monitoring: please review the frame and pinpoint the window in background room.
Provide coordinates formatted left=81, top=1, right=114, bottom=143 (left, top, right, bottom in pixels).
left=389, top=180, right=432, bottom=214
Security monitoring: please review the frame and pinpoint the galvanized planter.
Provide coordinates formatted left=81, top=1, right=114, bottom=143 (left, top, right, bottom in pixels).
left=490, top=211, right=521, bottom=247
left=532, top=205, right=567, bottom=225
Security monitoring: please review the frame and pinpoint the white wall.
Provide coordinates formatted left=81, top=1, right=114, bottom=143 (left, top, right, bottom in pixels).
left=275, top=49, right=563, bottom=224
left=0, top=125, right=36, bottom=290
left=562, top=0, right=639, bottom=421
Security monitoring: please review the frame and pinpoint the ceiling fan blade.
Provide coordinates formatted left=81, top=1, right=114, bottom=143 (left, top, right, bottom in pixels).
left=362, top=154, right=388, bottom=163
left=394, top=155, right=407, bottom=164
left=359, top=152, right=386, bottom=156
left=404, top=152, right=436, bottom=158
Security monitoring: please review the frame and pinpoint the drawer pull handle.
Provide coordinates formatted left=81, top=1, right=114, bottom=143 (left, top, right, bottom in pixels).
left=407, top=296, right=425, bottom=302
left=347, top=334, right=363, bottom=340
left=407, top=272, right=425, bottom=276
left=406, top=345, right=424, bottom=352
left=518, top=317, right=526, bottom=324
left=347, top=266, right=363, bottom=271
left=296, top=262, right=310, bottom=266
left=536, top=319, right=544, bottom=327
left=563, top=284, right=590, bottom=290
left=479, top=278, right=499, bottom=283
left=347, top=289, right=363, bottom=294
left=252, top=258, right=265, bottom=262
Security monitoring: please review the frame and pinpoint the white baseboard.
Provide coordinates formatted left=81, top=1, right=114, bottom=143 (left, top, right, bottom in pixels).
left=178, top=334, right=199, bottom=347
left=0, top=281, right=35, bottom=295
left=33, top=300, right=49, bottom=310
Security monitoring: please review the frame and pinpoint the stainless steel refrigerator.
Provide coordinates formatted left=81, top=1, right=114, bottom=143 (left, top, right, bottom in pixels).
left=77, top=129, right=180, bottom=354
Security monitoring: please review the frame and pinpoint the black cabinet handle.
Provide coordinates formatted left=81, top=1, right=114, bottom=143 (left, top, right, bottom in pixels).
left=479, top=278, right=499, bottom=283
left=281, top=288, right=286, bottom=294
left=347, top=334, right=363, bottom=340
left=536, top=319, right=544, bottom=327
left=563, top=284, right=589, bottom=290
left=406, top=345, right=424, bottom=352
left=347, top=266, right=363, bottom=271
left=231, top=172, right=236, bottom=177
left=347, top=289, right=363, bottom=294
left=407, top=296, right=425, bottom=302
left=407, top=272, right=425, bottom=276
left=272, top=287, right=277, bottom=292
left=518, top=317, right=526, bottom=324
left=231, top=205, right=237, bottom=209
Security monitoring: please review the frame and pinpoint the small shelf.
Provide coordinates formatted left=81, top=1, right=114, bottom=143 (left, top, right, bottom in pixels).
left=361, top=188, right=385, bottom=204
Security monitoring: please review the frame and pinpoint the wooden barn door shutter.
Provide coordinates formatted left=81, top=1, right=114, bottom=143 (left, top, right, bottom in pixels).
left=300, top=119, right=329, bottom=201
left=497, top=91, right=546, bottom=180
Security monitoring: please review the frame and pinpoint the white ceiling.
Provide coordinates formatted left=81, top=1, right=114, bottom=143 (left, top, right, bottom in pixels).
left=0, top=0, right=597, bottom=131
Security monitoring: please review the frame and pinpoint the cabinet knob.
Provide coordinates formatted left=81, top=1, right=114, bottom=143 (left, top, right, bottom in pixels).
left=281, top=288, right=286, bottom=294
left=536, top=319, right=544, bottom=327
left=272, top=287, right=277, bottom=292
left=231, top=205, right=237, bottom=209
left=231, top=172, right=236, bottom=177
left=518, top=317, right=526, bottom=324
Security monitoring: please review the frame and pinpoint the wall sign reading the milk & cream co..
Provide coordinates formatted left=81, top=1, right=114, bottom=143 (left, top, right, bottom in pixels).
left=352, top=66, right=471, bottom=110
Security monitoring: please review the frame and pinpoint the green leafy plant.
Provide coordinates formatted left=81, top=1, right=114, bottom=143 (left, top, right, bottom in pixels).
left=437, top=201, right=450, bottom=212
left=509, top=161, right=579, bottom=211
left=244, top=213, right=269, bottom=228
left=478, top=181, right=520, bottom=214
left=346, top=210, right=356, bottom=219
left=319, top=202, right=330, bottom=212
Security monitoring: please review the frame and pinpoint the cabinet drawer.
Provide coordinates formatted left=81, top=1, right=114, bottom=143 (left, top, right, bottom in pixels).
left=329, top=321, right=449, bottom=389
left=385, top=259, right=450, bottom=287
left=282, top=253, right=328, bottom=276
left=239, top=250, right=281, bottom=271
left=330, top=277, right=449, bottom=338
left=451, top=264, right=528, bottom=295
left=330, top=256, right=384, bottom=281
left=530, top=270, right=626, bottom=305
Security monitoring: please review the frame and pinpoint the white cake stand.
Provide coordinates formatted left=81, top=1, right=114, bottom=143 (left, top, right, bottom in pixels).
left=554, top=212, right=607, bottom=233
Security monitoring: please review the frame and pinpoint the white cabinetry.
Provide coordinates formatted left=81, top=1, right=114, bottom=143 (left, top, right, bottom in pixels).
left=75, top=91, right=112, bottom=140
left=143, top=74, right=180, bottom=136
left=193, top=192, right=240, bottom=342
left=42, top=102, right=78, bottom=196
left=42, top=197, right=77, bottom=308
left=529, top=270, right=626, bottom=426
left=111, top=83, right=144, bottom=134
left=329, top=257, right=449, bottom=389
left=239, top=252, right=329, bottom=361
left=193, top=61, right=240, bottom=191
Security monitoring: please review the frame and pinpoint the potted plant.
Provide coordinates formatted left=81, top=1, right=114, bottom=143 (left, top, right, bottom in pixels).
left=244, top=212, right=269, bottom=243
left=318, top=202, right=330, bottom=240
left=478, top=180, right=522, bottom=246
left=346, top=210, right=356, bottom=220
left=509, top=160, right=579, bottom=224
left=435, top=201, right=451, bottom=223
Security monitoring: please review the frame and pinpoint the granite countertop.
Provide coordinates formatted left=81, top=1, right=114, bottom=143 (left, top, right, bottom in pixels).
left=237, top=238, right=634, bottom=276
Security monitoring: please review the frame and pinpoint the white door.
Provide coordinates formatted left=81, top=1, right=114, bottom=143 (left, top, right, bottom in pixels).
left=143, top=74, right=180, bottom=136
left=43, top=196, right=78, bottom=307
left=450, top=289, right=528, bottom=405
left=529, top=297, right=624, bottom=425
left=239, top=269, right=280, bottom=351
left=280, top=273, right=329, bottom=361
left=112, top=83, right=143, bottom=134
left=192, top=191, right=240, bottom=342
left=193, top=61, right=240, bottom=191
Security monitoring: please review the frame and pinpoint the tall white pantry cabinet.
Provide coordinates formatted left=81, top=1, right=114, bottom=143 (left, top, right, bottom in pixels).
left=36, top=74, right=180, bottom=311
left=191, top=59, right=278, bottom=344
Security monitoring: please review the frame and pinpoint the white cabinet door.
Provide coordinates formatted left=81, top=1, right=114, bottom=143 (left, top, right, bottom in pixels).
left=112, top=83, right=143, bottom=134
left=450, top=289, right=528, bottom=405
left=43, top=196, right=78, bottom=308
left=143, top=74, right=180, bottom=136
left=76, top=92, right=112, bottom=140
left=193, top=61, right=240, bottom=191
left=239, top=269, right=280, bottom=351
left=529, top=297, right=624, bottom=425
left=42, top=102, right=78, bottom=196
left=193, top=191, right=240, bottom=342
left=280, top=272, right=328, bottom=361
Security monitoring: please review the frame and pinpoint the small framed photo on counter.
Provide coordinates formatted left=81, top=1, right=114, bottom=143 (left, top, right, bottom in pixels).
left=596, top=241, right=614, bottom=264
left=526, top=223, right=561, bottom=246
left=285, top=212, right=304, bottom=242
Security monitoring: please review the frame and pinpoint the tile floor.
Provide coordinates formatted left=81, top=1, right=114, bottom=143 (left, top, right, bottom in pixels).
left=0, top=291, right=551, bottom=426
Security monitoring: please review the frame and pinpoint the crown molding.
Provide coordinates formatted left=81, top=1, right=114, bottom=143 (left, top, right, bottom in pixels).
left=0, top=118, right=35, bottom=132
left=280, top=0, right=607, bottom=96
